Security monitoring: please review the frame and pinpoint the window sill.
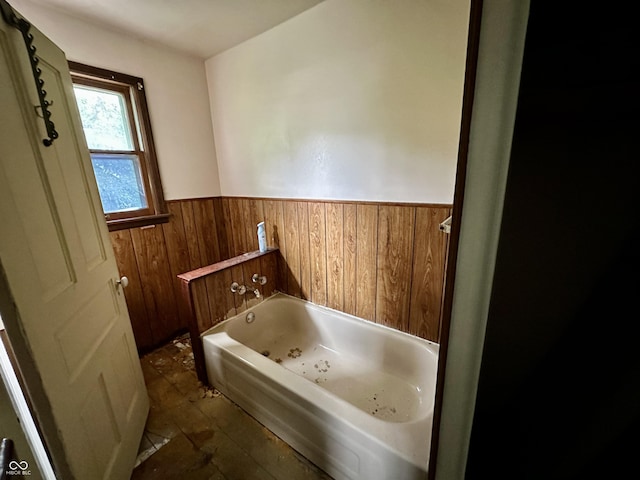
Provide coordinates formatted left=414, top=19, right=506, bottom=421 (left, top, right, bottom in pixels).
left=107, top=213, right=170, bottom=232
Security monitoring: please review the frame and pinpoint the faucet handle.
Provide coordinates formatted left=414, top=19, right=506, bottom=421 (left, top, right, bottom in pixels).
left=252, top=273, right=267, bottom=285
left=230, top=282, right=247, bottom=295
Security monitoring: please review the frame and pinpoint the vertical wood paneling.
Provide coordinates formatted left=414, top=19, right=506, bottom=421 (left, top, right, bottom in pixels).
left=240, top=198, right=251, bottom=251
left=309, top=202, right=327, bottom=306
left=111, top=196, right=451, bottom=352
left=181, top=201, right=203, bottom=269
left=177, top=278, right=207, bottom=382
left=343, top=204, right=357, bottom=316
left=409, top=207, right=451, bottom=342
left=130, top=225, right=180, bottom=344
left=193, top=198, right=220, bottom=264
left=230, top=265, right=247, bottom=314
left=186, top=252, right=280, bottom=342
left=356, top=204, right=378, bottom=321
left=212, top=197, right=230, bottom=260
left=297, top=202, right=311, bottom=300
left=177, top=249, right=281, bottom=383
left=262, top=200, right=283, bottom=250
left=109, top=197, right=231, bottom=351
left=376, top=206, right=415, bottom=331
left=204, top=268, right=235, bottom=331
left=227, top=198, right=247, bottom=256
left=263, top=200, right=287, bottom=292
left=283, top=201, right=301, bottom=298
left=190, top=282, right=212, bottom=337
left=109, top=230, right=152, bottom=349
left=326, top=203, right=344, bottom=311
left=180, top=200, right=212, bottom=330
left=221, top=198, right=234, bottom=256
left=245, top=198, right=265, bottom=253
left=162, top=202, right=192, bottom=326
left=260, top=253, right=278, bottom=298
left=242, top=257, right=263, bottom=310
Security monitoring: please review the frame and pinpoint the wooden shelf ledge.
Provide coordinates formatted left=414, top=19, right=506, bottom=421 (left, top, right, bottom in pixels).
left=177, top=248, right=279, bottom=284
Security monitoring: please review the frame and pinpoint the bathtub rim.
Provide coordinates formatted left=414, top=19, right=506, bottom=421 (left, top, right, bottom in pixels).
left=201, top=292, right=440, bottom=412
left=205, top=328, right=434, bottom=427
left=201, top=291, right=440, bottom=351
left=202, top=292, right=440, bottom=419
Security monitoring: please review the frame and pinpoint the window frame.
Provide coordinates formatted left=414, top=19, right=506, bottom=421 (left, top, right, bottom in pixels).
left=69, top=61, right=168, bottom=231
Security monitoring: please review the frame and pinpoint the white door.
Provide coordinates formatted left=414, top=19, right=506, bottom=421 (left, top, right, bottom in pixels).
left=0, top=11, right=148, bottom=480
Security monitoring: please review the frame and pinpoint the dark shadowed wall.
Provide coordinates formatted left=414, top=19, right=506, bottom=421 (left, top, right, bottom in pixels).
left=466, top=3, right=639, bottom=479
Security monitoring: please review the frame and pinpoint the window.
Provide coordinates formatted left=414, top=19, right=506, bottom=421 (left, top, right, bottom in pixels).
left=69, top=62, right=168, bottom=230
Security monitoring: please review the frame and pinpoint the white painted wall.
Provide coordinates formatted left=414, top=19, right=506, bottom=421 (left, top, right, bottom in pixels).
left=10, top=0, right=221, bottom=200
left=206, top=0, right=470, bottom=203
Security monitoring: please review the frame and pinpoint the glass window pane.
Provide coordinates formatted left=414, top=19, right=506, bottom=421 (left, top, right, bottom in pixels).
left=73, top=85, right=134, bottom=150
left=91, top=154, right=148, bottom=214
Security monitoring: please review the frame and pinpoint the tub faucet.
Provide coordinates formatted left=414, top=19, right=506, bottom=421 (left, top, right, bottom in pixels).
left=231, top=281, right=261, bottom=298
left=230, top=282, right=246, bottom=295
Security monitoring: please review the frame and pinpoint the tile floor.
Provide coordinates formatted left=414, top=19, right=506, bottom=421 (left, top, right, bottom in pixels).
left=131, top=334, right=333, bottom=480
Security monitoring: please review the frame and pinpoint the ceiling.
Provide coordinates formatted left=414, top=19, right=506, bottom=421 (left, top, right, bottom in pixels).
left=22, top=0, right=325, bottom=59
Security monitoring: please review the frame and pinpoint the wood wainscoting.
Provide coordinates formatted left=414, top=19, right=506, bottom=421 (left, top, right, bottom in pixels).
left=109, top=198, right=229, bottom=351
left=177, top=248, right=279, bottom=382
left=109, top=196, right=451, bottom=352
left=220, top=197, right=451, bottom=343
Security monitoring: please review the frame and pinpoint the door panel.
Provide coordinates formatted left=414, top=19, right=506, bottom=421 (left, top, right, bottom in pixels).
left=0, top=11, right=148, bottom=480
left=35, top=53, right=108, bottom=271
left=54, top=283, right=119, bottom=381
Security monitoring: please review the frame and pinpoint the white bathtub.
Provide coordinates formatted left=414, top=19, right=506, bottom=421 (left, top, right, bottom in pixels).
left=202, top=293, right=439, bottom=480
